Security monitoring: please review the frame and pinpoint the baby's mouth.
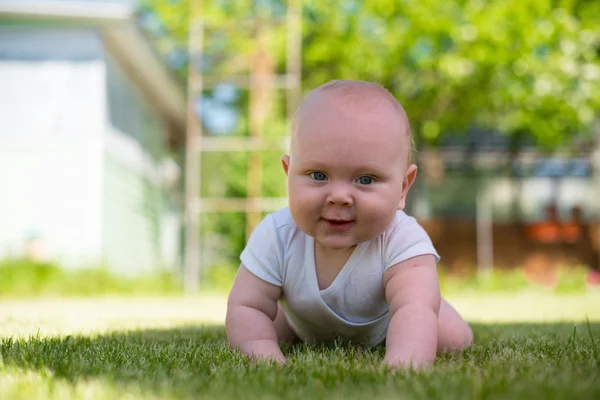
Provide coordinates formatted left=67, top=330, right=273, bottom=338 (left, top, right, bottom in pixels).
left=323, top=218, right=355, bottom=231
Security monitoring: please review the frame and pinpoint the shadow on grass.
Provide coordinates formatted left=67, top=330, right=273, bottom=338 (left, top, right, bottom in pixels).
left=1, top=322, right=599, bottom=399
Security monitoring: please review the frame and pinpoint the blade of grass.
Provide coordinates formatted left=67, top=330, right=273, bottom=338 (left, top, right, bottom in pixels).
left=585, top=315, right=598, bottom=363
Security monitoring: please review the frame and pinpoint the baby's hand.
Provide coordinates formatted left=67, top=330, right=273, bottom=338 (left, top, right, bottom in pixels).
left=226, top=265, right=286, bottom=366
left=382, top=255, right=441, bottom=371
left=381, top=356, right=432, bottom=372
left=241, top=339, right=286, bottom=366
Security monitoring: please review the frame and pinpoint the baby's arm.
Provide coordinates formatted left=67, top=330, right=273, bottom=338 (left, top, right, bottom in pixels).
left=382, top=254, right=441, bottom=370
left=226, top=264, right=285, bottom=364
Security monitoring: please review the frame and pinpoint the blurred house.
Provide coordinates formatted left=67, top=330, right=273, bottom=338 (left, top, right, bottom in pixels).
left=0, top=0, right=186, bottom=274
left=406, top=129, right=600, bottom=274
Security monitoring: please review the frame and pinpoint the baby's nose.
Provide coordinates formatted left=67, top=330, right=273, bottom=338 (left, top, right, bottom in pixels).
left=327, top=183, right=353, bottom=207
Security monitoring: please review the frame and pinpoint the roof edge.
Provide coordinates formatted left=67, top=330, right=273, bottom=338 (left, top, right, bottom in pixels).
left=0, top=1, right=132, bottom=23
left=0, top=0, right=187, bottom=134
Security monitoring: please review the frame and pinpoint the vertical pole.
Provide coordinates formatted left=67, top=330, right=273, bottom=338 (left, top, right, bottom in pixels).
left=246, top=20, right=272, bottom=240
left=593, top=119, right=600, bottom=269
left=184, top=0, right=203, bottom=295
left=476, top=181, right=494, bottom=279
left=286, top=0, right=302, bottom=129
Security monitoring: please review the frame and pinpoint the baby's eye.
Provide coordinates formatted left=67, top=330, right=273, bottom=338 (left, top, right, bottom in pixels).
left=309, top=171, right=328, bottom=181
left=357, top=176, right=374, bottom=185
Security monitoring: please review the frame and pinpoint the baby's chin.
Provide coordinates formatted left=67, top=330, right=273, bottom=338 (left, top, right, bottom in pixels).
left=312, top=233, right=373, bottom=251
left=314, top=239, right=359, bottom=252
left=297, top=228, right=359, bottom=250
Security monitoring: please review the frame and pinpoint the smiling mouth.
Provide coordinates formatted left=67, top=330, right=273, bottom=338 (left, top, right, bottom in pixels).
left=323, top=219, right=355, bottom=231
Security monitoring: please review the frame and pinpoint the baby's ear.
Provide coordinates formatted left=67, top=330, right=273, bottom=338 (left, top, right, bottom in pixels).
left=398, top=164, right=417, bottom=210
left=281, top=154, right=291, bottom=176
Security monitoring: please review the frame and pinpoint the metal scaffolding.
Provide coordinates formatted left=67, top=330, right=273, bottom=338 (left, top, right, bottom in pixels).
left=184, top=0, right=302, bottom=294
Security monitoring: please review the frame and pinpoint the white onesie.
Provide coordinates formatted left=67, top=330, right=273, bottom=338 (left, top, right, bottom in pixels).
left=240, top=207, right=439, bottom=347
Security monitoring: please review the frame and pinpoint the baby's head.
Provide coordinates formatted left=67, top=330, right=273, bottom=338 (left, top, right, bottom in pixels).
left=291, top=80, right=416, bottom=164
left=282, top=80, right=418, bottom=250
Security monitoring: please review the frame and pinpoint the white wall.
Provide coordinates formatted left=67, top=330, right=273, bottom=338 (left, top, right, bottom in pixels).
left=0, top=61, right=105, bottom=266
left=0, top=25, right=182, bottom=274
left=101, top=52, right=181, bottom=275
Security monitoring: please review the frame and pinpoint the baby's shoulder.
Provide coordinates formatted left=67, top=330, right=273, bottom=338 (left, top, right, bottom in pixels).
left=378, top=211, right=439, bottom=267
left=383, top=210, right=421, bottom=235
left=378, top=210, right=431, bottom=246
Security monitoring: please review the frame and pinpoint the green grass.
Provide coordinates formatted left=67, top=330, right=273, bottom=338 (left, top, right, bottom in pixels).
left=206, top=263, right=600, bottom=296
left=1, top=296, right=599, bottom=399
left=0, top=259, right=182, bottom=297
left=2, top=259, right=598, bottom=298
left=438, top=265, right=598, bottom=295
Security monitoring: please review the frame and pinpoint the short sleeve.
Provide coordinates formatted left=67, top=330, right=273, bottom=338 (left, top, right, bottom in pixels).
left=240, top=214, right=284, bottom=286
left=383, top=213, right=440, bottom=271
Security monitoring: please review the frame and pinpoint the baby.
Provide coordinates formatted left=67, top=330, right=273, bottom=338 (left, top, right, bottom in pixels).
left=226, top=80, right=473, bottom=369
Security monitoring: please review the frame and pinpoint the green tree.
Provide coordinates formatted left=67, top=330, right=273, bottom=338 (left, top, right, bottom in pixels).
left=140, top=0, right=600, bottom=268
left=142, top=0, right=600, bottom=145
left=301, top=0, right=600, bottom=148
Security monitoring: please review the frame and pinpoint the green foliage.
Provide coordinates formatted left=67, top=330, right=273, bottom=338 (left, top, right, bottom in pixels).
left=0, top=259, right=181, bottom=297
left=0, top=257, right=591, bottom=298
left=201, top=263, right=238, bottom=292
left=140, top=0, right=600, bottom=269
left=1, top=322, right=600, bottom=399
left=438, top=267, right=532, bottom=294
left=143, top=0, right=600, bottom=146
left=202, top=263, right=595, bottom=296
left=554, top=265, right=591, bottom=294
left=301, top=0, right=600, bottom=148
left=438, top=265, right=594, bottom=295
left=199, top=213, right=246, bottom=271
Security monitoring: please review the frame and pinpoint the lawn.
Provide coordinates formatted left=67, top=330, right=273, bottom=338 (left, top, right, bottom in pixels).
left=1, top=293, right=599, bottom=400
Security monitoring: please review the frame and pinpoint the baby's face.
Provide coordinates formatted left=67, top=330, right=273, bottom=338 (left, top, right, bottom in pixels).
left=282, top=94, right=416, bottom=251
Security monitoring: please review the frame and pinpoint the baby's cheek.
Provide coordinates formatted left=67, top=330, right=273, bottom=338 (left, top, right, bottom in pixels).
left=368, top=204, right=397, bottom=234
